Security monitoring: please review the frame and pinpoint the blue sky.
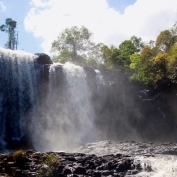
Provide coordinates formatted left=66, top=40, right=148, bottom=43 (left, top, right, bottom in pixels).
left=0, top=0, right=177, bottom=55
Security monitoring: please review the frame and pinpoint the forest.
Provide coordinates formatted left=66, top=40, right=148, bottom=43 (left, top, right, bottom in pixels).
left=51, top=22, right=177, bottom=86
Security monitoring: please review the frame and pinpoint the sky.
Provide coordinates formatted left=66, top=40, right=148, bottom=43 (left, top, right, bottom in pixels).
left=0, top=0, right=177, bottom=55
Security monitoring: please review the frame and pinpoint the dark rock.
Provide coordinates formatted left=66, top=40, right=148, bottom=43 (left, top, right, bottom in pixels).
left=3, top=135, right=34, bottom=150
left=116, top=164, right=127, bottom=172
left=131, top=170, right=140, bottom=174
left=96, top=165, right=104, bottom=170
left=74, top=166, right=86, bottom=174
left=67, top=175, right=79, bottom=177
left=93, top=171, right=101, bottom=177
left=63, top=167, right=72, bottom=175
left=101, top=170, right=114, bottom=176
left=57, top=165, right=65, bottom=173
left=0, top=151, right=136, bottom=177
left=83, top=66, right=96, bottom=78
left=154, top=78, right=172, bottom=92
left=67, top=156, right=76, bottom=161
left=113, top=173, right=121, bottom=177
left=35, top=53, right=53, bottom=64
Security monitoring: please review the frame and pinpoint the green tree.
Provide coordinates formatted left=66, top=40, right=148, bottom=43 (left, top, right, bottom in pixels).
left=155, top=30, right=175, bottom=53
left=129, top=53, right=153, bottom=84
left=0, top=18, right=18, bottom=50
left=118, top=36, right=142, bottom=67
left=151, top=53, right=169, bottom=81
left=51, top=26, right=94, bottom=65
left=101, top=45, right=118, bottom=69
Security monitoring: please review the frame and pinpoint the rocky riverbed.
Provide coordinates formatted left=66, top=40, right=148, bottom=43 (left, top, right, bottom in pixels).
left=73, top=140, right=177, bottom=177
left=1, top=140, right=177, bottom=177
left=0, top=149, right=137, bottom=177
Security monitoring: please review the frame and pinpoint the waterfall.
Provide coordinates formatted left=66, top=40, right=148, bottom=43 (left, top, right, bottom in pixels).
left=63, top=63, right=96, bottom=144
left=0, top=48, right=98, bottom=150
left=0, top=48, right=38, bottom=148
left=32, top=62, right=97, bottom=151
left=95, top=69, right=105, bottom=94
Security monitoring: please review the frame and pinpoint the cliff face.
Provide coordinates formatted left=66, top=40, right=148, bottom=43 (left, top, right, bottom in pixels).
left=97, top=70, right=177, bottom=143
left=0, top=48, right=177, bottom=151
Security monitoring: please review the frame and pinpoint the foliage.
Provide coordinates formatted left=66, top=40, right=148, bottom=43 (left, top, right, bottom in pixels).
left=152, top=53, right=168, bottom=78
left=118, top=36, right=142, bottom=67
left=100, top=36, right=142, bottom=70
left=128, top=23, right=177, bottom=84
left=0, top=18, right=18, bottom=50
left=12, top=149, right=24, bottom=164
left=38, top=153, right=61, bottom=177
left=51, top=26, right=94, bottom=65
left=155, top=30, right=175, bottom=53
left=51, top=22, right=177, bottom=85
left=101, top=45, right=117, bottom=69
left=129, top=53, right=153, bottom=84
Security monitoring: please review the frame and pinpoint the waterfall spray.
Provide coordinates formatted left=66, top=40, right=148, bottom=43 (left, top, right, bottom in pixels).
left=0, top=48, right=38, bottom=148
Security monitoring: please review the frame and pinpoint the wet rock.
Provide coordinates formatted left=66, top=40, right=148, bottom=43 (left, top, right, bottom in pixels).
left=0, top=151, right=136, bottom=177
left=63, top=167, right=72, bottom=175
left=101, top=170, right=114, bottom=176
left=34, top=53, right=53, bottom=64
left=93, top=171, right=101, bottom=177
left=74, top=166, right=86, bottom=174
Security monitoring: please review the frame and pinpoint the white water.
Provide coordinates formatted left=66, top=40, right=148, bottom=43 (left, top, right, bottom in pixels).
left=73, top=140, right=177, bottom=177
left=0, top=48, right=38, bottom=147
left=95, top=69, right=105, bottom=92
left=63, top=62, right=96, bottom=144
left=135, top=155, right=177, bottom=177
left=1, top=48, right=177, bottom=177
left=33, top=62, right=97, bottom=151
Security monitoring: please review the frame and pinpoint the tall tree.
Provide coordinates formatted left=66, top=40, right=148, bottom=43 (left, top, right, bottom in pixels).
left=51, top=26, right=94, bottom=65
left=0, top=18, right=18, bottom=50
left=155, top=30, right=175, bottom=53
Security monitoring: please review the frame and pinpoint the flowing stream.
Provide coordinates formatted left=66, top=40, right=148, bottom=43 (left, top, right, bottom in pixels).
left=73, top=140, right=177, bottom=177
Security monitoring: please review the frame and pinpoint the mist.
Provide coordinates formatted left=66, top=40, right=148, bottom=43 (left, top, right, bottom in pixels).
left=0, top=47, right=177, bottom=151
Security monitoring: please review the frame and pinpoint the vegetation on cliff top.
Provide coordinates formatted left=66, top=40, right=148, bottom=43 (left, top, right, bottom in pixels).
left=51, top=22, right=177, bottom=85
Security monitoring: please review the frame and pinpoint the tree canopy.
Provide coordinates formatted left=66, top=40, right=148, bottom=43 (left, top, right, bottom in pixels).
left=51, top=22, right=177, bottom=85
left=0, top=18, right=18, bottom=50
left=51, top=26, right=95, bottom=66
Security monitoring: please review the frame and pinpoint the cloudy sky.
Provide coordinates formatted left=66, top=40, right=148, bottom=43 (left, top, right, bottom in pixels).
left=0, top=0, right=177, bottom=55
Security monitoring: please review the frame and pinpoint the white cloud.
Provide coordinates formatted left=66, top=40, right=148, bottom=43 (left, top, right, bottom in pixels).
left=0, top=2, right=6, bottom=12
left=24, top=0, right=177, bottom=54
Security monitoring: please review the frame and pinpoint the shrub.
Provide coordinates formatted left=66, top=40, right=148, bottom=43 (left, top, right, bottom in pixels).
left=38, top=153, right=61, bottom=177
left=12, top=149, right=24, bottom=166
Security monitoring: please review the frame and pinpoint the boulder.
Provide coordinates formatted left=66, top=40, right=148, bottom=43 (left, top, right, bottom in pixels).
left=34, top=53, right=53, bottom=65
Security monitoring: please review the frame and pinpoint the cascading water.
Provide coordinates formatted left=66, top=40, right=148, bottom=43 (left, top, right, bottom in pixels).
left=73, top=140, right=177, bottom=176
left=33, top=62, right=97, bottom=151
left=0, top=48, right=98, bottom=151
left=0, top=48, right=38, bottom=148
left=1, top=48, right=177, bottom=176
left=95, top=69, right=105, bottom=92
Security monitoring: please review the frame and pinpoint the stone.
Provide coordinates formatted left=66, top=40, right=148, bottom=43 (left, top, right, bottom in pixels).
left=63, top=167, right=72, bottom=175
left=0, top=151, right=136, bottom=177
left=34, top=53, right=53, bottom=64
left=74, top=166, right=86, bottom=174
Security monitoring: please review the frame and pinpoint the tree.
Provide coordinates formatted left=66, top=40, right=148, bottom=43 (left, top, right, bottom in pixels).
left=129, top=53, right=153, bottom=84
left=0, top=18, right=18, bottom=50
left=118, top=36, right=142, bottom=67
left=155, top=30, right=175, bottom=53
left=101, top=45, right=119, bottom=69
left=51, top=26, right=94, bottom=65
left=152, top=53, right=169, bottom=80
